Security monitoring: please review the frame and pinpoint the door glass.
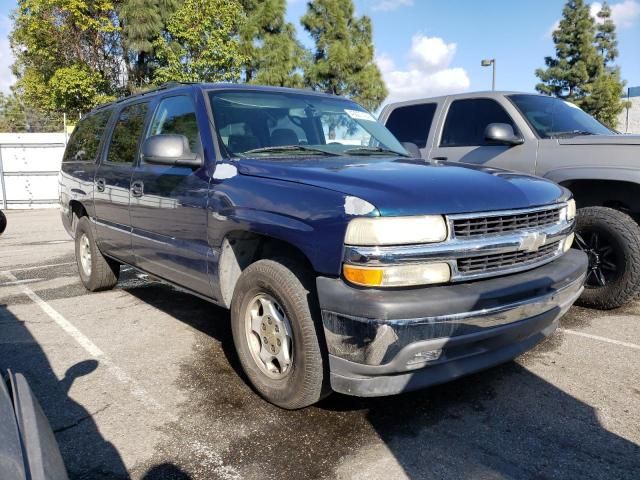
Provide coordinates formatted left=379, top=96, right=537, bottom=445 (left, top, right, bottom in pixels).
left=62, top=109, right=112, bottom=163
left=106, top=102, right=149, bottom=164
left=385, top=103, right=436, bottom=148
left=441, top=99, right=517, bottom=147
left=147, top=95, right=201, bottom=154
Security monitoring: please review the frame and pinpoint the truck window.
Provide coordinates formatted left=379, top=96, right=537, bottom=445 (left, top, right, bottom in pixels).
left=147, top=95, right=202, bottom=154
left=62, top=109, right=112, bottom=163
left=106, top=102, right=149, bottom=164
left=440, top=98, right=517, bottom=147
left=385, top=103, right=436, bottom=148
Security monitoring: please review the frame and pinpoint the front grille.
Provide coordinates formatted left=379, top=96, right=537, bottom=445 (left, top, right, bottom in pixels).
left=457, top=241, right=561, bottom=274
left=453, top=207, right=561, bottom=237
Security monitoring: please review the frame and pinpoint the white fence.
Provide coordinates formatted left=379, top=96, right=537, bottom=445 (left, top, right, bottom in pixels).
left=0, top=133, right=66, bottom=209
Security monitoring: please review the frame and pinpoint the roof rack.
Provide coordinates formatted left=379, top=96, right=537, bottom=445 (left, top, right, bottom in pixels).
left=92, top=82, right=194, bottom=112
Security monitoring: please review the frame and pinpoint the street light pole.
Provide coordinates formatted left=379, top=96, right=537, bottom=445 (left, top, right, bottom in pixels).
left=481, top=59, right=496, bottom=91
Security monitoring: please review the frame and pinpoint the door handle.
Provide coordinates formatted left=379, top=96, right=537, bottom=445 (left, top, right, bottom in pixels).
left=95, top=178, right=106, bottom=192
left=431, top=156, right=448, bottom=161
left=131, top=180, right=144, bottom=197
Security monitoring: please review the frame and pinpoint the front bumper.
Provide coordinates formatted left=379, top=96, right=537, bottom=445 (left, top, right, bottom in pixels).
left=316, top=249, right=588, bottom=397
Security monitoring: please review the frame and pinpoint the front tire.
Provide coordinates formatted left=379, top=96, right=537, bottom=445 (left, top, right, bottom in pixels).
left=573, top=206, right=640, bottom=309
left=75, top=216, right=120, bottom=291
left=230, top=258, right=328, bottom=409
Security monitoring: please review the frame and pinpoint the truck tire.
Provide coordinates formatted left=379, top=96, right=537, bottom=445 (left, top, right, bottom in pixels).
left=75, top=216, right=120, bottom=291
left=0, top=211, right=6, bottom=234
left=573, top=206, right=640, bottom=309
left=230, top=258, right=329, bottom=409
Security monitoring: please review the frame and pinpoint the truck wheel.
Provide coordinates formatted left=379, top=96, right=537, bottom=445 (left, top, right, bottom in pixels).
left=230, top=258, right=329, bottom=409
left=75, top=216, right=120, bottom=291
left=0, top=211, right=6, bottom=234
left=573, top=206, right=640, bottom=309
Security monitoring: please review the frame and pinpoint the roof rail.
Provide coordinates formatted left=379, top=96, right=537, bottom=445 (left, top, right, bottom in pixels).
left=92, top=81, right=193, bottom=112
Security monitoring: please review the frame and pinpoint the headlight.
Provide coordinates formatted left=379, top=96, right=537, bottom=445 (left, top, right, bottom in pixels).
left=343, top=263, right=451, bottom=287
left=345, top=215, right=448, bottom=246
left=566, top=199, right=576, bottom=221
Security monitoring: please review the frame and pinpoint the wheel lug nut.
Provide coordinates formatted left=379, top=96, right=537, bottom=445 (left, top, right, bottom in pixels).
left=277, top=339, right=281, bottom=346
left=263, top=336, right=268, bottom=343
left=268, top=318, right=272, bottom=325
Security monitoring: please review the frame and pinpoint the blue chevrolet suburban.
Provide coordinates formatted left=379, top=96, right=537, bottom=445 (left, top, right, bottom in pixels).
left=59, top=83, right=588, bottom=408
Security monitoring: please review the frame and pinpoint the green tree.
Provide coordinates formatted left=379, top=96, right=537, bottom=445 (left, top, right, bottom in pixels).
left=118, top=0, right=181, bottom=88
left=535, top=0, right=602, bottom=103
left=581, top=68, right=627, bottom=128
left=595, top=1, right=618, bottom=66
left=10, top=0, right=121, bottom=118
left=240, top=0, right=306, bottom=88
left=153, top=0, right=248, bottom=84
left=301, top=0, right=387, bottom=111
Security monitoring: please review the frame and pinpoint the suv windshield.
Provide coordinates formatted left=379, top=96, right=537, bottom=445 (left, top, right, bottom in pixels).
left=509, top=94, right=613, bottom=138
left=208, top=90, right=408, bottom=158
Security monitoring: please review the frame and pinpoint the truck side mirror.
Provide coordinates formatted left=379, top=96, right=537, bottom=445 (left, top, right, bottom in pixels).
left=484, top=123, right=524, bottom=146
left=142, top=134, right=203, bottom=168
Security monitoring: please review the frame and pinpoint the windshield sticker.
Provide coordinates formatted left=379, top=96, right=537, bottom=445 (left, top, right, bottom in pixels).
left=345, top=109, right=376, bottom=122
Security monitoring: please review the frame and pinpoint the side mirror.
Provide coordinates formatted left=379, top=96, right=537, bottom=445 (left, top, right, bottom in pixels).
left=141, top=134, right=202, bottom=168
left=401, top=142, right=422, bottom=158
left=484, top=123, right=524, bottom=146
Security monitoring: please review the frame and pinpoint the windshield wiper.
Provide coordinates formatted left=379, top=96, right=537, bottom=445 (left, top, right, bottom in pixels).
left=242, top=145, right=342, bottom=156
left=344, top=146, right=410, bottom=157
left=548, top=130, right=595, bottom=138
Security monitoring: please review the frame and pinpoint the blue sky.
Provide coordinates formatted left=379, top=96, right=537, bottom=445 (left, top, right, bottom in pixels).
left=1, top=0, right=639, bottom=104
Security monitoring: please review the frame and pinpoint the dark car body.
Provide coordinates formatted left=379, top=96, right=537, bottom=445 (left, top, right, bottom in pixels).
left=0, top=371, right=69, bottom=480
left=59, top=84, right=587, bottom=398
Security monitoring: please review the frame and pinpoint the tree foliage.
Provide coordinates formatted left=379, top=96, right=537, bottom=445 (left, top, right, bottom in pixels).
left=536, top=0, right=627, bottom=128
left=301, top=0, right=387, bottom=111
left=153, top=0, right=248, bottom=84
left=240, top=0, right=306, bottom=88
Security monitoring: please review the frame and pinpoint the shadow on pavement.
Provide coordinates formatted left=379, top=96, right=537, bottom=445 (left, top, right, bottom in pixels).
left=0, top=304, right=128, bottom=479
left=124, top=281, right=640, bottom=480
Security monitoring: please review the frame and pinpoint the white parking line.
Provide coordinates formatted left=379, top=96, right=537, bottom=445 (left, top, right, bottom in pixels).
left=0, top=278, right=43, bottom=286
left=1, top=269, right=243, bottom=479
left=559, top=328, right=640, bottom=351
left=8, top=262, right=75, bottom=273
left=1, top=270, right=165, bottom=413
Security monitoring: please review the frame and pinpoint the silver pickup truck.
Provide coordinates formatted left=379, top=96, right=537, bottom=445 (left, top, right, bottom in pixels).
left=380, top=91, right=640, bottom=309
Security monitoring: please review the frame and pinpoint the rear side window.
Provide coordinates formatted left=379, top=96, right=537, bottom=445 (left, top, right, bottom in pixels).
left=106, top=102, right=149, bottom=164
left=62, top=109, right=112, bottom=163
left=440, top=98, right=517, bottom=147
left=385, top=103, right=436, bottom=148
left=147, top=95, right=202, bottom=154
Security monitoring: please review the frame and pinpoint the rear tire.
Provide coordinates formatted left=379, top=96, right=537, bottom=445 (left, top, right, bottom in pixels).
left=0, top=211, right=6, bottom=235
left=230, top=258, right=329, bottom=409
left=75, top=216, right=120, bottom=291
left=573, top=206, right=640, bottom=309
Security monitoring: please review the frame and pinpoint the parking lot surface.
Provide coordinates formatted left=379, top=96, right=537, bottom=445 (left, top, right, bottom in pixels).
left=1, top=209, right=639, bottom=479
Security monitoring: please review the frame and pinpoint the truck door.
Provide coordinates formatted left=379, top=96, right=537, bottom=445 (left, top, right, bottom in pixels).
left=129, top=93, right=211, bottom=296
left=94, top=101, right=150, bottom=265
left=428, top=97, right=537, bottom=174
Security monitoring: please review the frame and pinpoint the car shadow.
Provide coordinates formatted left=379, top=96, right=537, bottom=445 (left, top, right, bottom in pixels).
left=122, top=280, right=640, bottom=480
left=0, top=304, right=129, bottom=479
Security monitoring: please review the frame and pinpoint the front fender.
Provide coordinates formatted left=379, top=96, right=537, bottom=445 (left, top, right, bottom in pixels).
left=544, top=167, right=640, bottom=185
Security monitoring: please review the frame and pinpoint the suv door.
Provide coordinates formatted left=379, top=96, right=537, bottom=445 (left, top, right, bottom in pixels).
left=429, top=97, right=537, bottom=174
left=94, top=101, right=150, bottom=264
left=129, top=93, right=211, bottom=295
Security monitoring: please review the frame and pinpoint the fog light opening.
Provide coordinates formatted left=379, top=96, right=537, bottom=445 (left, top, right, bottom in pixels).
left=406, top=349, right=442, bottom=367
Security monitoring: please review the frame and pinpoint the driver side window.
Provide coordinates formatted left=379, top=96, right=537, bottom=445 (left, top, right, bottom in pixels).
left=147, top=95, right=201, bottom=154
left=441, top=98, right=518, bottom=147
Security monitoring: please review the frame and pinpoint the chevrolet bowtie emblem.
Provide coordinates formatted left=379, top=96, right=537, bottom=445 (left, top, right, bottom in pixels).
left=520, top=232, right=547, bottom=252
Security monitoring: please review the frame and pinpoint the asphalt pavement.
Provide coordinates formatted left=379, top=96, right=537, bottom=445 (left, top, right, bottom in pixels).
left=1, top=209, right=638, bottom=479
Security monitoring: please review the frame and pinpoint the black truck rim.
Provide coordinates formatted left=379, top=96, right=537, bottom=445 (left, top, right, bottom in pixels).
left=573, top=230, right=622, bottom=288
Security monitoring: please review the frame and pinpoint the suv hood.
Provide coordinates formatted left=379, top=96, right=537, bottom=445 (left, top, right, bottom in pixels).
left=558, top=134, right=640, bottom=145
left=235, top=157, right=567, bottom=216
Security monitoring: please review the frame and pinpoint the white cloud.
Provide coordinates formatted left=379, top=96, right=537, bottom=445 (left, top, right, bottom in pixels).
left=371, top=0, right=414, bottom=12
left=377, top=34, right=470, bottom=105
left=0, top=17, right=15, bottom=94
left=591, top=0, right=640, bottom=27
